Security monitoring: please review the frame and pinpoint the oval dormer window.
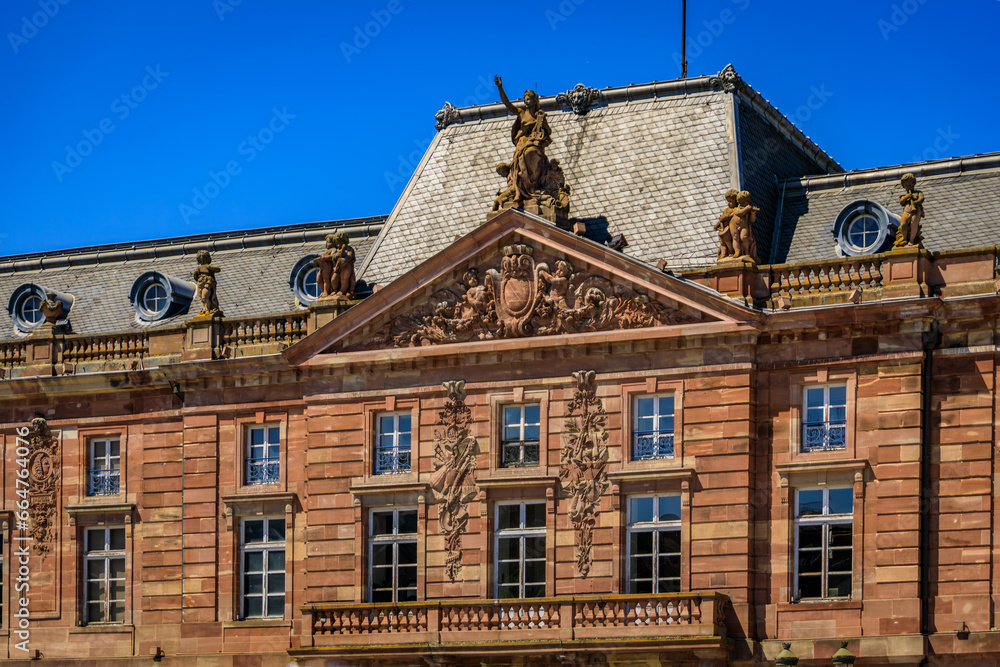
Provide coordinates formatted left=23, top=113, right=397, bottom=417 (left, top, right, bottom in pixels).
left=289, top=255, right=321, bottom=306
left=833, top=200, right=901, bottom=257
left=129, top=272, right=195, bottom=322
left=7, top=284, right=73, bottom=333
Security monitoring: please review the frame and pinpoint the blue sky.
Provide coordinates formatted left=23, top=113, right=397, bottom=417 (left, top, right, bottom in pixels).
left=2, top=0, right=997, bottom=256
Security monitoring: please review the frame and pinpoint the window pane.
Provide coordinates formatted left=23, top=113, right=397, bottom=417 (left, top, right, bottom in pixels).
left=398, top=587, right=417, bottom=603
left=524, top=503, right=545, bottom=529
left=504, top=406, right=520, bottom=427
left=87, top=601, right=103, bottom=622
left=632, top=554, right=653, bottom=579
left=798, top=574, right=822, bottom=599
left=109, top=528, right=125, bottom=551
left=658, top=577, right=680, bottom=593
left=372, top=512, right=394, bottom=536
left=498, top=562, right=519, bottom=586
left=244, top=520, right=265, bottom=543
left=504, top=425, right=520, bottom=441
left=372, top=544, right=391, bottom=567
left=829, top=524, right=853, bottom=548
left=659, top=554, right=681, bottom=578
left=87, top=528, right=107, bottom=551
left=398, top=414, right=411, bottom=433
left=87, top=581, right=104, bottom=601
left=371, top=566, right=392, bottom=589
left=399, top=510, right=417, bottom=534
left=109, top=602, right=125, bottom=623
left=525, top=404, right=540, bottom=423
left=268, top=427, right=280, bottom=443
left=659, top=396, right=674, bottom=416
left=251, top=428, right=264, bottom=446
left=806, top=388, right=825, bottom=408
left=524, top=424, right=540, bottom=441
left=797, top=490, right=823, bottom=517
left=799, top=525, right=823, bottom=549
left=371, top=589, right=392, bottom=603
left=244, top=573, right=263, bottom=595
left=244, top=596, right=263, bottom=618
left=498, top=584, right=519, bottom=599
left=629, top=579, right=652, bottom=594
left=268, top=573, right=285, bottom=593
left=524, top=536, right=545, bottom=559
left=798, top=550, right=822, bottom=575
left=398, top=566, right=417, bottom=588
left=524, top=584, right=545, bottom=598
left=827, top=573, right=852, bottom=597
left=828, top=549, right=852, bottom=572
left=266, top=595, right=284, bottom=617
left=631, top=531, right=653, bottom=555
left=498, top=537, right=519, bottom=561
left=658, top=496, right=681, bottom=522
left=398, top=542, right=417, bottom=565
left=636, top=397, right=654, bottom=418
left=829, top=488, right=853, bottom=515
left=829, top=385, right=846, bottom=406
left=244, top=551, right=264, bottom=572
left=523, top=443, right=540, bottom=464
left=630, top=497, right=654, bottom=524
left=109, top=558, right=125, bottom=579
left=86, top=560, right=105, bottom=579
left=497, top=505, right=519, bottom=531
left=269, top=549, right=285, bottom=571
left=524, top=561, right=545, bottom=585
left=659, top=530, right=680, bottom=554
left=94, top=441, right=106, bottom=458
left=379, top=415, right=395, bottom=434
left=267, top=520, right=285, bottom=542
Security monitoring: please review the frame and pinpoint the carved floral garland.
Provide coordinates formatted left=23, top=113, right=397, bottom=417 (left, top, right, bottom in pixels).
left=428, top=380, right=480, bottom=582
left=352, top=244, right=697, bottom=350
left=26, top=416, right=59, bottom=556
left=559, top=371, right=609, bottom=577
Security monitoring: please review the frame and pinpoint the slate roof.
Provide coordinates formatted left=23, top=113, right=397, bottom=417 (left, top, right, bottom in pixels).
left=359, top=69, right=841, bottom=287
left=0, top=218, right=384, bottom=341
left=776, top=152, right=1000, bottom=264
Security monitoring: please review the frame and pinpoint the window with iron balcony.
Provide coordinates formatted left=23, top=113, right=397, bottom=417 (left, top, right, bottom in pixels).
left=375, top=412, right=411, bottom=474
left=245, top=425, right=280, bottom=486
left=500, top=404, right=541, bottom=468
left=802, top=385, right=847, bottom=452
left=87, top=438, right=121, bottom=496
left=632, top=394, right=675, bottom=460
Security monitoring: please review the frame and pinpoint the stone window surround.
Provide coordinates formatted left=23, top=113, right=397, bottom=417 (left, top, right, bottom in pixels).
left=362, top=397, right=421, bottom=485
left=221, top=493, right=295, bottom=623
left=625, top=493, right=683, bottom=595
left=775, top=459, right=867, bottom=607
left=368, top=505, right=419, bottom=604
left=619, top=377, right=685, bottom=472
left=65, top=504, right=136, bottom=628
left=74, top=426, right=128, bottom=503
left=232, top=412, right=288, bottom=495
left=788, top=368, right=858, bottom=462
left=239, top=515, right=287, bottom=620
left=493, top=500, right=548, bottom=600
left=791, top=486, right=853, bottom=602
left=488, top=387, right=551, bottom=479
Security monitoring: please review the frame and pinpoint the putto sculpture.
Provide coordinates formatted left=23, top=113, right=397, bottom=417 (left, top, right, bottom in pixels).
left=715, top=189, right=759, bottom=263
left=39, top=291, right=65, bottom=324
left=313, top=231, right=356, bottom=299
left=193, top=250, right=222, bottom=316
left=894, top=173, right=924, bottom=249
left=490, top=76, right=571, bottom=227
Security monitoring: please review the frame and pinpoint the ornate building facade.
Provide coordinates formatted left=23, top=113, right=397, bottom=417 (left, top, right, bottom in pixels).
left=1, top=67, right=999, bottom=666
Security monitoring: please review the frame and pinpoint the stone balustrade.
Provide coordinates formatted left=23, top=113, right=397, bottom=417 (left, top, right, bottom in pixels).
left=301, top=592, right=727, bottom=649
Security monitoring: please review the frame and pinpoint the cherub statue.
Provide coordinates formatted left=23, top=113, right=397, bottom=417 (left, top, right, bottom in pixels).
left=492, top=163, right=517, bottom=211
left=193, top=250, right=221, bottom=316
left=538, top=260, right=574, bottom=309
left=730, top=190, right=759, bottom=262
left=715, top=189, right=738, bottom=260
left=894, top=173, right=924, bottom=248
left=541, top=158, right=571, bottom=213
left=313, top=232, right=356, bottom=299
left=39, top=291, right=65, bottom=324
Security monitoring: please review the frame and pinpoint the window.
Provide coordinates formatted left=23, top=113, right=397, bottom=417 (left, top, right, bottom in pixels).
left=846, top=216, right=880, bottom=251
left=129, top=271, right=194, bottom=322
left=495, top=502, right=545, bottom=599
left=289, top=255, right=323, bottom=306
left=88, top=438, right=121, bottom=496
left=626, top=495, right=681, bottom=594
left=500, top=404, right=540, bottom=467
left=83, top=527, right=126, bottom=624
left=245, top=425, right=280, bottom=485
left=795, top=487, right=853, bottom=600
left=833, top=199, right=897, bottom=257
left=375, top=412, right=411, bottom=474
left=7, top=283, right=53, bottom=332
left=633, top=395, right=675, bottom=460
left=241, top=517, right=285, bottom=619
left=369, top=508, right=417, bottom=603
left=802, top=385, right=847, bottom=452
left=142, top=283, right=168, bottom=314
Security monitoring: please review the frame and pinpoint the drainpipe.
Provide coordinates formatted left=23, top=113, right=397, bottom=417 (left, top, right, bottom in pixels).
left=919, top=319, right=941, bottom=648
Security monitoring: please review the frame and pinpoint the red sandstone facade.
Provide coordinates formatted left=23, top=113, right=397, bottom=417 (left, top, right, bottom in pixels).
left=1, top=212, right=999, bottom=666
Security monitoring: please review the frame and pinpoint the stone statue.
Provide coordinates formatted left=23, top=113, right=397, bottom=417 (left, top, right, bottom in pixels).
left=193, top=250, right=221, bottom=316
left=715, top=189, right=738, bottom=260
left=39, top=291, right=65, bottom=324
left=725, top=190, right=759, bottom=262
left=894, top=173, right=924, bottom=249
left=490, top=75, right=571, bottom=225
left=313, top=232, right=356, bottom=299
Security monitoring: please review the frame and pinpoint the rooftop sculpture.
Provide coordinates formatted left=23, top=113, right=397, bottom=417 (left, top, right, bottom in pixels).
left=489, top=76, right=571, bottom=229
left=313, top=232, right=356, bottom=300
left=193, top=250, right=222, bottom=317
left=715, top=189, right=759, bottom=263
left=894, top=173, right=924, bottom=249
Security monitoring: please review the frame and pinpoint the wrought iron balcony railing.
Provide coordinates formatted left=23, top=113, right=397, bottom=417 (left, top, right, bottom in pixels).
left=245, top=457, right=280, bottom=485
left=374, top=448, right=410, bottom=475
left=632, top=430, right=675, bottom=460
left=802, top=420, right=847, bottom=452
left=87, top=469, right=120, bottom=496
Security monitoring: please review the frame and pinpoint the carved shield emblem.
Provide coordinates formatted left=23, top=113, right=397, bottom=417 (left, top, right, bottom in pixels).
left=487, top=244, right=542, bottom=337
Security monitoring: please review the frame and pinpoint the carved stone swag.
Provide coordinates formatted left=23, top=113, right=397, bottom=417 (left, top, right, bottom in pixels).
left=428, top=381, right=480, bottom=582
left=559, top=371, right=609, bottom=577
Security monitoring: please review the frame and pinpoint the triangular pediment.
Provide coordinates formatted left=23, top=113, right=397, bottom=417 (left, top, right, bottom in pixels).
left=284, top=209, right=758, bottom=365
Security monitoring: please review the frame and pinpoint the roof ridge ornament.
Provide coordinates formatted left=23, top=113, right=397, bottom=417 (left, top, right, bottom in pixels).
left=556, top=83, right=602, bottom=115
left=434, top=101, right=461, bottom=130
left=710, top=64, right=745, bottom=94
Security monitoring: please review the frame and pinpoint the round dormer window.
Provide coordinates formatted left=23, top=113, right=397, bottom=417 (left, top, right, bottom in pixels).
left=289, top=255, right=321, bottom=306
left=129, top=272, right=195, bottom=322
left=833, top=200, right=900, bottom=257
left=19, top=293, right=44, bottom=327
left=6, top=284, right=73, bottom=333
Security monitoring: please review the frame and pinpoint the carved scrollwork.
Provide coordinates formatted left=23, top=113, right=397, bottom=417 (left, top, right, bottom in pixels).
left=428, top=382, right=479, bottom=582
left=352, top=245, right=698, bottom=350
left=434, top=102, right=461, bottom=130
left=559, top=371, right=608, bottom=577
left=26, top=416, right=59, bottom=556
left=556, top=83, right=603, bottom=115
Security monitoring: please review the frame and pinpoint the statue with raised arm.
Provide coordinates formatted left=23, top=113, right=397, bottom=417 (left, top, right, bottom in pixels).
left=489, top=75, right=571, bottom=227
left=894, top=173, right=924, bottom=249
